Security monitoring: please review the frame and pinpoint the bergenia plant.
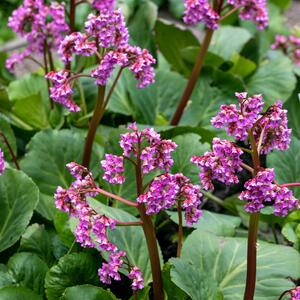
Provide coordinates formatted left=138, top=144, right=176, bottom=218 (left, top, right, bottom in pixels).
left=171, top=0, right=269, bottom=125
left=191, top=92, right=299, bottom=299
left=55, top=123, right=203, bottom=299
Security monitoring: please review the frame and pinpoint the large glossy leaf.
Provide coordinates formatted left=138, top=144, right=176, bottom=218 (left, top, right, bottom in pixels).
left=0, top=287, right=42, bottom=300
left=155, top=20, right=199, bottom=76
left=170, top=133, right=210, bottom=183
left=61, top=285, right=117, bottom=300
left=209, top=26, right=252, bottom=60
left=0, top=169, right=39, bottom=252
left=86, top=199, right=163, bottom=285
left=267, top=136, right=300, bottom=198
left=21, top=129, right=101, bottom=220
left=246, top=53, right=296, bottom=107
left=170, top=230, right=300, bottom=299
left=168, top=210, right=241, bottom=236
left=19, top=224, right=68, bottom=266
left=45, top=253, right=100, bottom=300
left=284, top=80, right=300, bottom=139
left=6, top=252, right=48, bottom=295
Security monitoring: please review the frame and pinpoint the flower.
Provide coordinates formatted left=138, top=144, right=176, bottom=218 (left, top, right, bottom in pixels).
left=85, top=10, right=128, bottom=49
left=137, top=173, right=203, bottom=225
left=211, top=93, right=263, bottom=141
left=0, top=149, right=5, bottom=175
left=92, top=0, right=115, bottom=11
left=227, top=0, right=268, bottom=29
left=100, top=154, right=125, bottom=184
left=128, top=266, right=144, bottom=290
left=239, top=168, right=299, bottom=215
left=183, top=0, right=220, bottom=29
left=58, top=32, right=97, bottom=63
left=289, top=286, right=300, bottom=300
left=7, top=0, right=69, bottom=72
left=191, top=138, right=243, bottom=190
left=253, top=101, right=291, bottom=154
left=45, top=70, right=80, bottom=112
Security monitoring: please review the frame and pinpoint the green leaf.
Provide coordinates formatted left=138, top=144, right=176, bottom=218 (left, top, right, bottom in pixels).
left=229, top=54, right=256, bottom=78
left=168, top=0, right=184, bottom=19
left=267, top=136, right=300, bottom=198
left=170, top=230, right=299, bottom=299
left=87, top=199, right=163, bottom=285
left=45, top=253, right=99, bottom=300
left=12, top=93, right=50, bottom=130
left=0, top=287, right=42, bottom=300
left=21, top=129, right=101, bottom=220
left=170, top=133, right=210, bottom=183
left=270, top=0, right=291, bottom=10
left=54, top=211, right=75, bottom=248
left=7, top=252, right=48, bottom=295
left=155, top=20, right=199, bottom=76
left=168, top=210, right=241, bottom=236
left=128, top=0, right=158, bottom=50
left=0, top=169, right=39, bottom=252
left=0, top=114, right=17, bottom=162
left=284, top=79, right=300, bottom=139
left=209, top=26, right=252, bottom=61
left=246, top=53, right=297, bottom=107
left=19, top=224, right=68, bottom=266
left=162, top=263, right=189, bottom=300
left=0, top=264, right=15, bottom=288
left=61, top=285, right=117, bottom=300
left=282, top=222, right=298, bottom=243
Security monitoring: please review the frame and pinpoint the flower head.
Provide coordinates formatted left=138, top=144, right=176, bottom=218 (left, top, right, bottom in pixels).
left=128, top=266, right=144, bottom=291
left=45, top=70, right=80, bottom=112
left=239, top=168, right=299, bottom=215
left=92, top=0, right=115, bottom=11
left=289, top=286, right=300, bottom=300
left=191, top=138, right=243, bottom=190
left=0, top=149, right=5, bottom=175
left=101, top=154, right=125, bottom=184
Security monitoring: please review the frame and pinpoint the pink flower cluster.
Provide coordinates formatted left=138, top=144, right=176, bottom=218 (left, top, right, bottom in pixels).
left=6, top=0, right=68, bottom=72
left=183, top=0, right=268, bottom=29
left=45, top=70, right=80, bottom=112
left=92, top=0, right=115, bottom=11
left=47, top=7, right=156, bottom=111
left=272, top=34, right=300, bottom=66
left=240, top=169, right=299, bottom=216
left=101, top=123, right=177, bottom=184
left=289, top=286, right=300, bottom=300
left=211, top=93, right=291, bottom=154
left=227, top=0, right=268, bottom=29
left=0, top=149, right=5, bottom=175
left=183, top=0, right=220, bottom=29
left=191, top=138, right=243, bottom=191
left=137, top=173, right=203, bottom=225
left=54, top=162, right=144, bottom=290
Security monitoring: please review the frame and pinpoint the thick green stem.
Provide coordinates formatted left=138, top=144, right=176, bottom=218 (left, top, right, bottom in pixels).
left=244, top=130, right=260, bottom=300
left=176, top=203, right=183, bottom=257
left=244, top=213, right=260, bottom=300
left=82, top=86, right=106, bottom=167
left=136, top=142, right=164, bottom=300
left=170, top=28, right=214, bottom=125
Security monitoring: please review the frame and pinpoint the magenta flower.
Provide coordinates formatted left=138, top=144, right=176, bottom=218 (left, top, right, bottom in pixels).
left=0, top=149, right=5, bottom=175
left=101, top=154, right=125, bottom=184
left=45, top=70, right=80, bottom=112
left=7, top=0, right=69, bottom=72
left=191, top=138, right=243, bottom=191
left=137, top=173, right=203, bottom=226
left=239, top=168, right=299, bottom=216
left=92, top=0, right=115, bottom=11
left=289, top=286, right=300, bottom=300
left=128, top=266, right=145, bottom=291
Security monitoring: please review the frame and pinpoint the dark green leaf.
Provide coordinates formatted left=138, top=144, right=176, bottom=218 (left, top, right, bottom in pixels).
left=7, top=252, right=48, bottom=295
left=61, top=284, right=117, bottom=300
left=0, top=287, right=42, bottom=300
left=45, top=253, right=99, bottom=300
left=170, top=230, right=299, bottom=299
left=0, top=169, right=39, bottom=252
left=0, top=114, right=17, bottom=162
left=21, top=129, right=101, bottom=220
